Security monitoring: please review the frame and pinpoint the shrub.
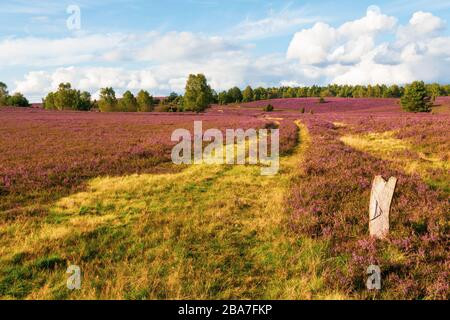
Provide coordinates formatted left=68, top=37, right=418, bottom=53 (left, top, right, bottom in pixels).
left=263, top=104, right=274, bottom=112
left=8, top=93, right=29, bottom=107
left=401, top=81, right=433, bottom=113
left=319, top=97, right=325, bottom=104
left=301, top=107, right=305, bottom=113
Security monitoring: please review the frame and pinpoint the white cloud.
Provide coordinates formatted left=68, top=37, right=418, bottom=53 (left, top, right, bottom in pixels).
left=287, top=22, right=338, bottom=65
left=0, top=31, right=238, bottom=68
left=7, top=6, right=450, bottom=101
left=287, top=6, right=397, bottom=66
left=0, top=33, right=130, bottom=67
left=287, top=6, right=450, bottom=85
left=232, top=6, right=319, bottom=40
left=397, top=11, right=446, bottom=43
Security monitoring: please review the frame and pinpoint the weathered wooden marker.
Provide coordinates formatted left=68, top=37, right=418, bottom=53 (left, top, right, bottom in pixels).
left=369, top=176, right=397, bottom=239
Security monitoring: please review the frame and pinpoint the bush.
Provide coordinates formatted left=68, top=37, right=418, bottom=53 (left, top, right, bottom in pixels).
left=401, top=81, right=433, bottom=113
left=319, top=97, right=325, bottom=103
left=300, top=107, right=305, bottom=113
left=8, top=93, right=29, bottom=107
left=263, top=104, right=274, bottom=112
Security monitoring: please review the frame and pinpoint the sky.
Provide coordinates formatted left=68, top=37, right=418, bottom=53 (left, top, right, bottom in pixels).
left=1, top=0, right=450, bottom=102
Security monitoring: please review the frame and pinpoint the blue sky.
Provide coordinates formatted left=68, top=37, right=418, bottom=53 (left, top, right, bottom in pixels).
left=1, top=0, right=450, bottom=101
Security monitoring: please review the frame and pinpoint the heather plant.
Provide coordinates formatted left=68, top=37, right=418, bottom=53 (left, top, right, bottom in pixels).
left=0, top=97, right=448, bottom=300
left=288, top=115, right=449, bottom=299
left=401, top=81, right=433, bottom=113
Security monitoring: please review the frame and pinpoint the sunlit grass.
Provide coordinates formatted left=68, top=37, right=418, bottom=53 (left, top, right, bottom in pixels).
left=0, top=121, right=345, bottom=300
left=341, top=131, right=450, bottom=193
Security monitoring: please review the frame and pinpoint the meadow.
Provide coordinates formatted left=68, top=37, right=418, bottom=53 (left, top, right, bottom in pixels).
left=0, top=97, right=448, bottom=299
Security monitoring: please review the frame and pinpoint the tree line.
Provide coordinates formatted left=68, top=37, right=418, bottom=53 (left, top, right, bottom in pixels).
left=0, top=82, right=29, bottom=107
left=216, top=83, right=450, bottom=104
left=43, top=84, right=154, bottom=112
left=40, top=74, right=213, bottom=113
left=2, top=76, right=449, bottom=114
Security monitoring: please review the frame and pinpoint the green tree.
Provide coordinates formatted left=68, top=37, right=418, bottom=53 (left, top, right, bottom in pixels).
left=387, top=85, right=401, bottom=98
left=283, top=87, right=296, bottom=99
left=118, top=91, right=138, bottom=112
left=78, top=91, right=93, bottom=111
left=8, top=92, right=29, bottom=107
left=42, top=84, right=92, bottom=111
left=242, top=85, right=254, bottom=102
left=54, top=83, right=78, bottom=110
left=43, top=92, right=56, bottom=110
left=184, top=74, right=213, bottom=112
left=401, top=81, right=433, bottom=113
left=427, top=83, right=441, bottom=101
left=227, top=87, right=243, bottom=103
left=218, top=91, right=229, bottom=105
left=0, top=82, right=9, bottom=106
left=98, top=87, right=118, bottom=112
left=211, top=89, right=218, bottom=104
left=136, top=90, right=154, bottom=112
left=254, top=87, right=266, bottom=100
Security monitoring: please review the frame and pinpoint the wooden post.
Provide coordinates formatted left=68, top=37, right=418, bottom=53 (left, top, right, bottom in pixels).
left=369, top=176, right=397, bottom=239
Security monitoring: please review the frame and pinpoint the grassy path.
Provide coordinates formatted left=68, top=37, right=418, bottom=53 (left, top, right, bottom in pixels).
left=1, top=121, right=343, bottom=299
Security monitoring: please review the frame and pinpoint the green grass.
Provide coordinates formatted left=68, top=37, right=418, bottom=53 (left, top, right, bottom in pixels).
left=0, top=122, right=345, bottom=300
